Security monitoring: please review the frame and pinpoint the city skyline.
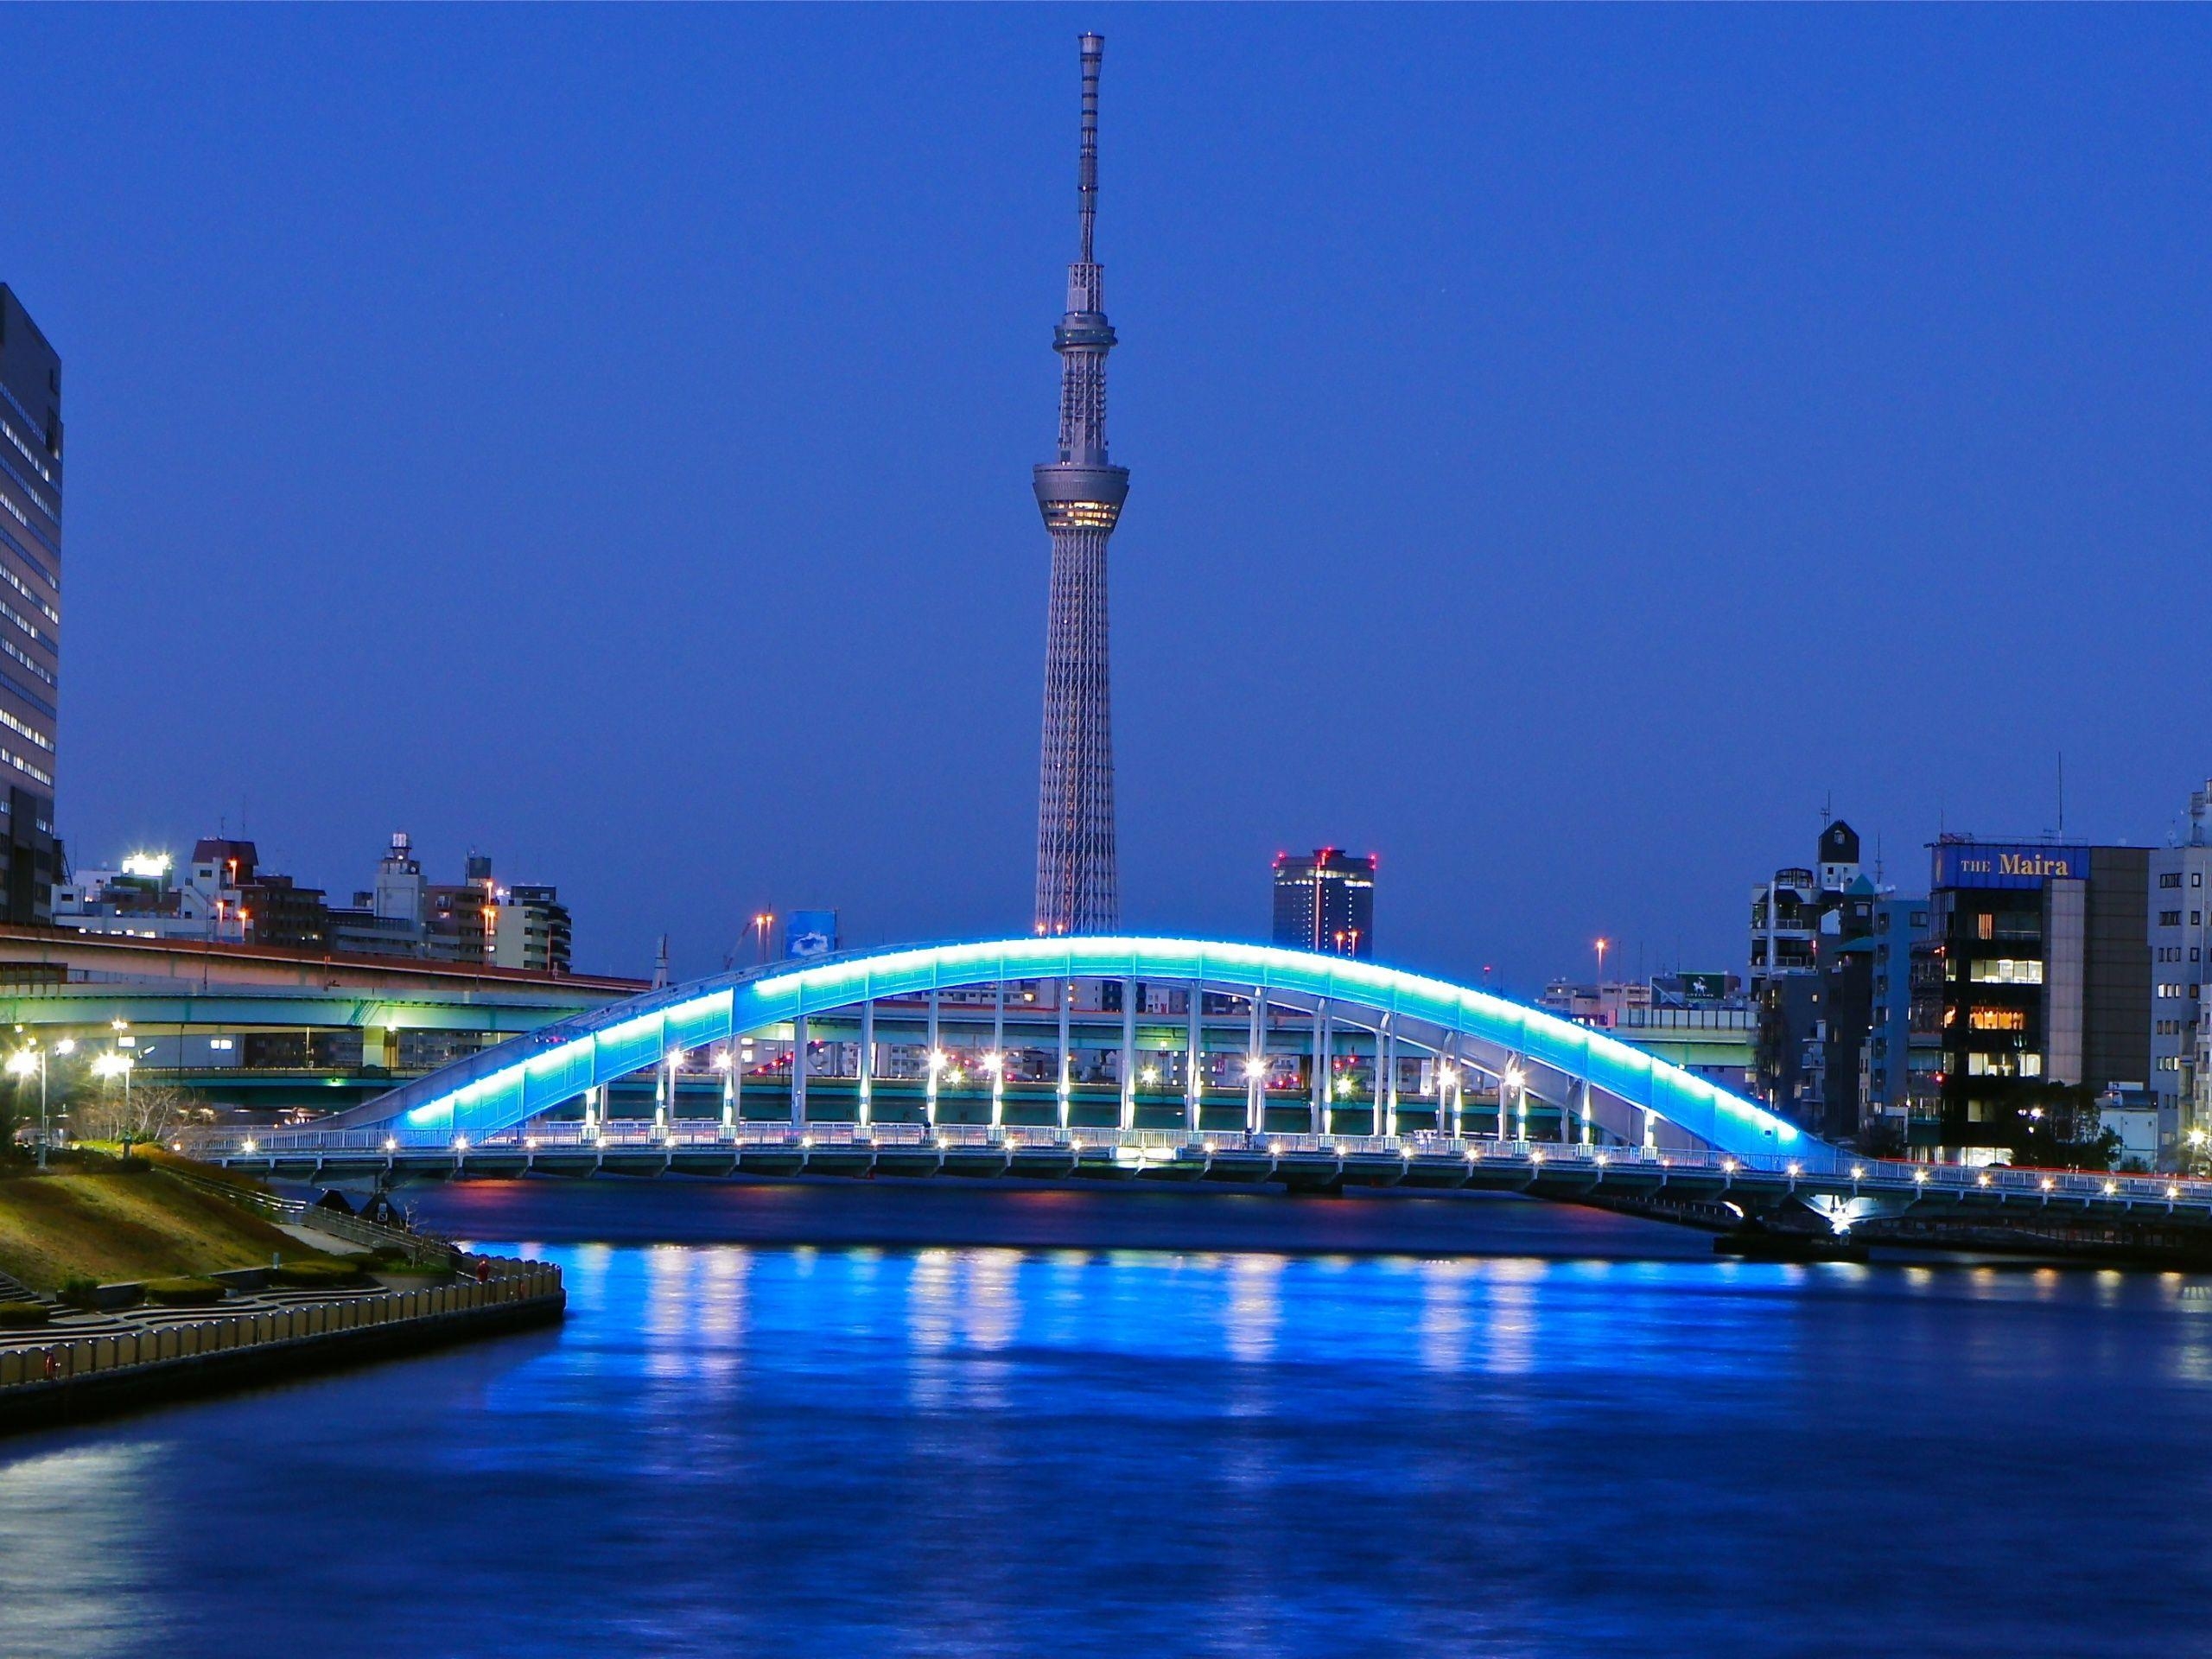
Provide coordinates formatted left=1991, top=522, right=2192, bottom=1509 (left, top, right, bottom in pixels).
left=5, top=9, right=2210, bottom=985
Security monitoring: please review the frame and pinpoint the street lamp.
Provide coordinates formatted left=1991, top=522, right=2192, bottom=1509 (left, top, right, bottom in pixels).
left=1595, top=938, right=1610, bottom=984
left=8, top=1037, right=74, bottom=1169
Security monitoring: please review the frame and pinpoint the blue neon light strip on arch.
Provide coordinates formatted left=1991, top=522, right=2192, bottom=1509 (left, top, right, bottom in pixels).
left=324, top=936, right=1827, bottom=1165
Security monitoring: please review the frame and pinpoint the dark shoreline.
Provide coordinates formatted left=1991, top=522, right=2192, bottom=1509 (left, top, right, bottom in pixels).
left=0, top=1290, right=564, bottom=1437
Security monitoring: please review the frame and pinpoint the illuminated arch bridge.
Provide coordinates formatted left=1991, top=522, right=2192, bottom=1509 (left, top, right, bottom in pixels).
left=211, top=936, right=1840, bottom=1173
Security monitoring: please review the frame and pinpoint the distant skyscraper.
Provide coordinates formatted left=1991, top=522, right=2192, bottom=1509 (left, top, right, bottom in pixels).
left=0, top=285, right=61, bottom=925
left=1033, top=33, right=1128, bottom=937
left=1272, top=849, right=1377, bottom=959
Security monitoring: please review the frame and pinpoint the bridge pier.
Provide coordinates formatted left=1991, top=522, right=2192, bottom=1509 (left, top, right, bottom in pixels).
left=859, top=999, right=874, bottom=1127
left=991, top=981, right=1007, bottom=1129
left=1245, top=988, right=1265, bottom=1135
left=1119, top=976, right=1136, bottom=1132
left=791, top=1015, right=809, bottom=1128
left=1185, top=987, right=1202, bottom=1129
left=1381, top=1017, right=1398, bottom=1137
left=1057, top=984, right=1072, bottom=1129
left=1309, top=1001, right=1330, bottom=1135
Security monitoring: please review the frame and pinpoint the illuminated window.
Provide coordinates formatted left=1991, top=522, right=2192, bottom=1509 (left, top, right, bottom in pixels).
left=1967, top=1007, right=2027, bottom=1033
left=1970, top=958, right=2044, bottom=985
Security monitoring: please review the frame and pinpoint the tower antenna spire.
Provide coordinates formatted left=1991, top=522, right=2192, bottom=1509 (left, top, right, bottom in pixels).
left=1077, top=31, right=1103, bottom=263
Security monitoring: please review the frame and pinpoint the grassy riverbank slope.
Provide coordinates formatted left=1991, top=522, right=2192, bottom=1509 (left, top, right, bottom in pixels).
left=0, top=1162, right=324, bottom=1294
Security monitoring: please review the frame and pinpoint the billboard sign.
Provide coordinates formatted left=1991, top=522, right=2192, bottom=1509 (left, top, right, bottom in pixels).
left=1932, top=842, right=2088, bottom=891
left=784, top=909, right=840, bottom=960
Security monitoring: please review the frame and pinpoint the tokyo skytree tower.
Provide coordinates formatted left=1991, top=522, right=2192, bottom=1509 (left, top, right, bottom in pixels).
left=1033, top=32, right=1129, bottom=936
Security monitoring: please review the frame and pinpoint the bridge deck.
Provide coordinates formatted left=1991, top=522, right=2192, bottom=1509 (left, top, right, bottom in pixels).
left=186, top=1123, right=2212, bottom=1255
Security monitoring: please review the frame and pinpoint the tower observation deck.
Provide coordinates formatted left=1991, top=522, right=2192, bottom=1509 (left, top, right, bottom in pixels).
left=1033, top=32, right=1128, bottom=937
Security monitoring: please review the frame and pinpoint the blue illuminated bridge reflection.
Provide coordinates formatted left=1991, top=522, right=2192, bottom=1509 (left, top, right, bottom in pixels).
left=14, top=1213, right=2212, bottom=1657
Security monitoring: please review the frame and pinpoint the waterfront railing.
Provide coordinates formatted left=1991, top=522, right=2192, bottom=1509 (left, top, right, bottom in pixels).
left=0, top=1259, right=563, bottom=1394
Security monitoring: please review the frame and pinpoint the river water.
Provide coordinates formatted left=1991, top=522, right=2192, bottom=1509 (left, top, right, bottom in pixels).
left=5, top=1179, right=2212, bottom=1657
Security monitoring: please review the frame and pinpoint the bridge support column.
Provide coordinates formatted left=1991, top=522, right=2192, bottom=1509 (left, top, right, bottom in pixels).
left=1310, top=1001, right=1330, bottom=1136
left=1119, top=977, right=1136, bottom=1132
left=1246, top=988, right=1266, bottom=1135
left=925, top=987, right=941, bottom=1128
left=657, top=1051, right=677, bottom=1137
left=859, top=1000, right=874, bottom=1128
left=991, top=980, right=1007, bottom=1130
left=583, top=1085, right=601, bottom=1141
left=791, top=1016, right=808, bottom=1128
left=1057, top=979, right=1072, bottom=1130
left=1565, top=1077, right=1583, bottom=1145
left=1382, top=1020, right=1398, bottom=1137
left=1446, top=1039, right=1464, bottom=1138
left=1499, top=1054, right=1519, bottom=1145
left=721, top=1059, right=735, bottom=1135
left=1185, top=987, right=1203, bottom=1130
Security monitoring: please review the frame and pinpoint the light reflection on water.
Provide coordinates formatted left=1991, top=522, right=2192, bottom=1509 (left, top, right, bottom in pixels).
left=4, top=1210, right=2212, bottom=1656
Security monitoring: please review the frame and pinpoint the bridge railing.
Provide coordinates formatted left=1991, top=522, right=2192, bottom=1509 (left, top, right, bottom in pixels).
left=169, top=1119, right=2211, bottom=1207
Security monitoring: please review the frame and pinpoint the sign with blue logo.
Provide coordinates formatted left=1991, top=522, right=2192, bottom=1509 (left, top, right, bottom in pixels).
left=785, top=909, right=840, bottom=959
left=1932, top=843, right=2087, bottom=891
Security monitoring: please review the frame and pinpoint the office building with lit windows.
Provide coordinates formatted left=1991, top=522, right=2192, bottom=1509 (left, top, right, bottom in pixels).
left=1271, top=849, right=1376, bottom=959
left=1910, top=836, right=2150, bottom=1154
left=0, top=286, right=61, bottom=924
left=2149, top=781, right=2212, bottom=1155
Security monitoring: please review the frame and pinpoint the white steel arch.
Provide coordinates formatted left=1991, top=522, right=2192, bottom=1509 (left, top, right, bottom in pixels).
left=313, top=937, right=1834, bottom=1167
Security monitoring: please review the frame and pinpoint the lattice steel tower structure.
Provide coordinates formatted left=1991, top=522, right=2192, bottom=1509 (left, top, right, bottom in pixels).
left=1033, top=32, right=1129, bottom=936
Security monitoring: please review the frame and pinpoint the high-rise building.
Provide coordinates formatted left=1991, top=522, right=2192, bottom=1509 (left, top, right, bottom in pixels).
left=1033, top=34, right=1129, bottom=937
left=1749, top=821, right=1865, bottom=1135
left=491, top=883, right=572, bottom=976
left=2149, top=782, right=2212, bottom=1156
left=1910, top=836, right=2151, bottom=1157
left=1860, top=893, right=1931, bottom=1145
left=0, top=286, right=62, bottom=924
left=1271, top=849, right=1376, bottom=959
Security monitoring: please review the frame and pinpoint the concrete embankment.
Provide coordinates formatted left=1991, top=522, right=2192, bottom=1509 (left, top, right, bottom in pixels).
left=0, top=1259, right=564, bottom=1433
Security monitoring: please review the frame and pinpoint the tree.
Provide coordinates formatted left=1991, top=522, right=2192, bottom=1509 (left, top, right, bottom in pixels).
left=1949, top=1078, right=2118, bottom=1171
left=69, top=1084, right=187, bottom=1160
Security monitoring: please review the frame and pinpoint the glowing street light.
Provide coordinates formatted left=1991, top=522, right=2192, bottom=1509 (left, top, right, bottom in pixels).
left=7, top=1039, right=73, bottom=1168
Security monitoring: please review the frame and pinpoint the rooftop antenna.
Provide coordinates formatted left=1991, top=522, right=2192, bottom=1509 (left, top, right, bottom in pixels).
left=1077, top=31, right=1102, bottom=264
left=2056, top=750, right=2065, bottom=837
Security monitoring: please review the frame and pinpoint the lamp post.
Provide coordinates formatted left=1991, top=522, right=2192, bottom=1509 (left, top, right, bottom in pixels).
left=1243, top=1053, right=1268, bottom=1137
left=9, top=1038, right=75, bottom=1169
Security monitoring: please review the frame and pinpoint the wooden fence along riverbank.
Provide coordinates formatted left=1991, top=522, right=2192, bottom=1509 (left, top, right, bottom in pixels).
left=0, top=1177, right=565, bottom=1433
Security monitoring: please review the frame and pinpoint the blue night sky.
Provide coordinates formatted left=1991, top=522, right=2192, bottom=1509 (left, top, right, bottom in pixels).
left=5, top=6, right=2209, bottom=986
